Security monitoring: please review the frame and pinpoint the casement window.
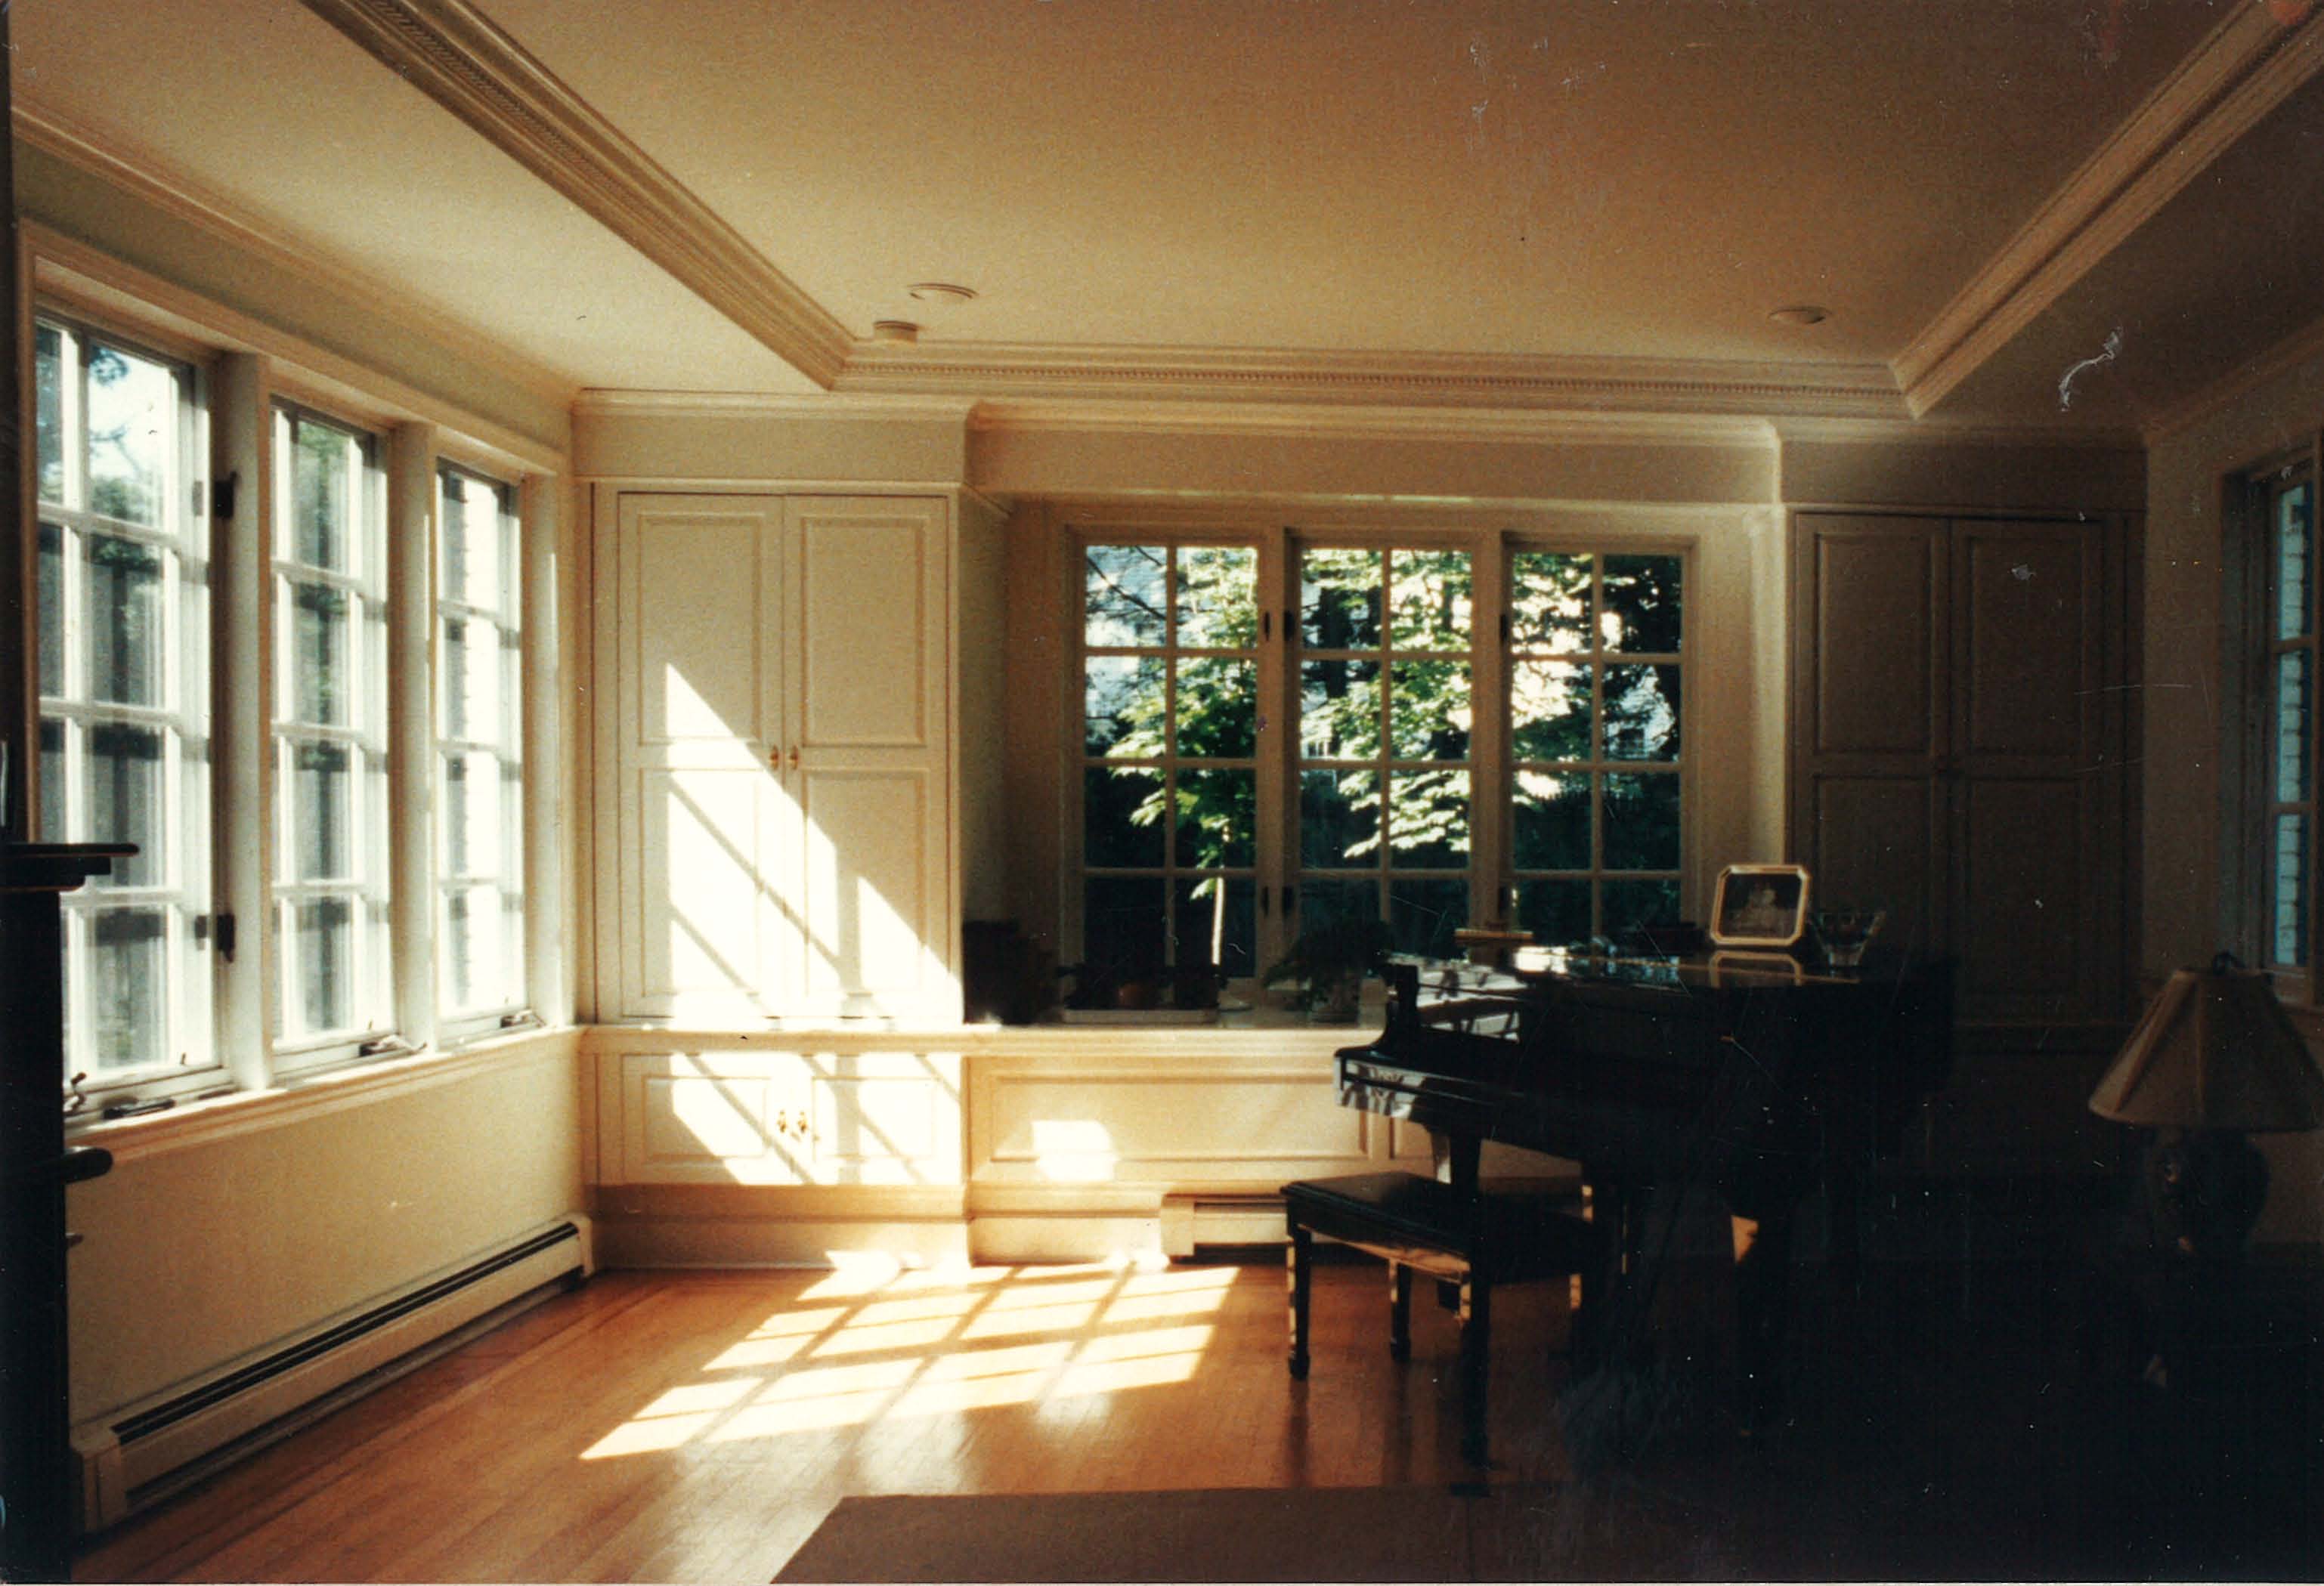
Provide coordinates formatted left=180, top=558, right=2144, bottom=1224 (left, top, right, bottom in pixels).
left=35, top=320, right=216, bottom=1089
left=271, top=405, right=393, bottom=1058
left=2240, top=452, right=2319, bottom=983
left=1072, top=530, right=1686, bottom=982
left=436, top=463, right=526, bottom=1028
left=30, top=297, right=552, bottom=1113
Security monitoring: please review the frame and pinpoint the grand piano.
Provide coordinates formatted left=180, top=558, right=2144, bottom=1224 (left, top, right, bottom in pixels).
left=1336, top=945, right=1952, bottom=1426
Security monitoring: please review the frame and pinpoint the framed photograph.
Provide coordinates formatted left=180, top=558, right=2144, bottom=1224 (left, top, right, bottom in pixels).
left=1709, top=863, right=1810, bottom=948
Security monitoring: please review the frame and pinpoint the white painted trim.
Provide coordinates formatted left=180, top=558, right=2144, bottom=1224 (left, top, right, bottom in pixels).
left=837, top=339, right=1904, bottom=418
left=967, top=397, right=1780, bottom=450
left=573, top=389, right=978, bottom=422
left=2141, top=309, right=2324, bottom=445
left=1770, top=415, right=2146, bottom=450
left=26, top=224, right=568, bottom=477
left=298, top=0, right=853, bottom=385
left=13, top=98, right=580, bottom=413
left=71, top=1026, right=582, bottom=1165
left=1895, top=2, right=2324, bottom=416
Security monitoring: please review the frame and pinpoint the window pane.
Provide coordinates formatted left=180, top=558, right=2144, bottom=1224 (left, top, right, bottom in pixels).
left=1388, top=549, right=1471, bottom=651
left=1605, top=878, right=1682, bottom=935
left=442, top=750, right=509, bottom=878
left=85, top=345, right=171, bottom=527
left=292, top=741, right=353, bottom=882
left=36, top=323, right=63, bottom=505
left=1301, top=658, right=1381, bottom=759
left=37, top=523, right=63, bottom=697
left=1389, top=878, right=1467, bottom=957
left=1386, top=768, right=1468, bottom=869
left=1174, top=657, right=1255, bottom=758
left=1301, top=548, right=1382, bottom=649
left=1085, top=544, right=1167, bottom=647
left=1174, top=545, right=1256, bottom=648
left=444, top=883, right=519, bottom=1014
left=2276, top=651, right=2311, bottom=805
left=288, top=895, right=355, bottom=1036
left=1083, top=876, right=1167, bottom=981
left=1516, top=879, right=1592, bottom=947
left=1084, top=766, right=1165, bottom=867
left=89, top=908, right=169, bottom=1071
left=88, top=723, right=165, bottom=889
left=2279, top=484, right=2313, bottom=642
left=1296, top=877, right=1377, bottom=932
left=85, top=533, right=167, bottom=707
left=442, top=617, right=506, bottom=744
left=1301, top=768, right=1379, bottom=870
left=1174, top=768, right=1256, bottom=869
left=1388, top=660, right=1469, bottom=759
left=1603, top=555, right=1682, bottom=654
left=39, top=720, right=65, bottom=842
left=291, top=583, right=352, bottom=726
left=1603, top=772, right=1681, bottom=871
left=1510, top=551, right=1592, bottom=652
left=292, top=419, right=352, bottom=569
left=1085, top=655, right=1164, bottom=756
left=1513, top=769, right=1591, bottom=870
left=1173, top=876, right=1255, bottom=979
left=1604, top=663, right=1681, bottom=761
left=2275, top=812, right=2309, bottom=969
left=1512, top=660, right=1592, bottom=762
left=441, top=471, right=509, bottom=614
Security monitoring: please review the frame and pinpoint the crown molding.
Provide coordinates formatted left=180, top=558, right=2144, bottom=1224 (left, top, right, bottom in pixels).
left=1895, top=2, right=2324, bottom=418
left=12, top=97, right=580, bottom=411
left=967, top=397, right=1778, bottom=450
left=2140, top=308, right=2324, bottom=447
left=297, top=0, right=853, bottom=387
left=836, top=339, right=1905, bottom=420
left=573, top=389, right=979, bottom=423
left=1771, top=415, right=2145, bottom=451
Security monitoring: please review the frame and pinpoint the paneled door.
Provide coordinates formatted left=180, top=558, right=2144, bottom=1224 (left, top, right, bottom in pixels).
left=609, top=494, right=794, bottom=1020
left=1791, top=511, right=2131, bottom=1040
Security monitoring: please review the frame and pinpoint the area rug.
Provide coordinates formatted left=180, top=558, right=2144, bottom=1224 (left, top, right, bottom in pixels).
left=771, top=1480, right=1737, bottom=1583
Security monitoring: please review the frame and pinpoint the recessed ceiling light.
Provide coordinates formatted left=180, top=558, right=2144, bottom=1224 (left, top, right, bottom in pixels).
left=871, top=320, right=921, bottom=344
left=906, top=283, right=977, bottom=307
left=1769, top=305, right=1830, bottom=326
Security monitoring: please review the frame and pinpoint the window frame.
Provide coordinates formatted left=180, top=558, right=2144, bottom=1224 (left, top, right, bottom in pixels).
left=433, top=458, right=529, bottom=1038
left=34, top=312, right=222, bottom=1105
left=1064, top=521, right=1693, bottom=984
left=268, top=399, right=397, bottom=1069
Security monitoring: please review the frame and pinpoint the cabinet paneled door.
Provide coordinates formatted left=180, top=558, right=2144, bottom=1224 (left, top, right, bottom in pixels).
left=600, top=493, right=957, bottom=1022
left=1790, top=512, right=2133, bottom=1040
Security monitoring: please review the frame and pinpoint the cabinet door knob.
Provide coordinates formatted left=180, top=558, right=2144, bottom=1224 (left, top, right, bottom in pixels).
left=788, top=745, right=800, bottom=772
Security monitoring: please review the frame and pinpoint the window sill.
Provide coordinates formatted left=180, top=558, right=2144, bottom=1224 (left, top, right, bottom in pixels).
left=70, top=1023, right=582, bottom=1165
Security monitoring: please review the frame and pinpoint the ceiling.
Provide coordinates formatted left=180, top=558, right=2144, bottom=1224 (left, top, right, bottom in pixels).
left=14, top=0, right=2324, bottom=434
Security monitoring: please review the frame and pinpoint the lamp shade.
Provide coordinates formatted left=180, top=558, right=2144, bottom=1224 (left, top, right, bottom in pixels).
left=2090, top=957, right=2324, bottom=1131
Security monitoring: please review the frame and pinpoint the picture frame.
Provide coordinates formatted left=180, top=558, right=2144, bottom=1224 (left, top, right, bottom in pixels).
left=1709, top=863, right=1811, bottom=948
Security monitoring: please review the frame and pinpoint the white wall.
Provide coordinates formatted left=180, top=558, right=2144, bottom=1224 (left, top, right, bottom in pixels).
left=2145, top=351, right=2324, bottom=1244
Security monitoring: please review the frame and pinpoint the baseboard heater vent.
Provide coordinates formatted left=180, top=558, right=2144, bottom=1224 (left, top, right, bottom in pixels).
left=73, top=1214, right=591, bottom=1533
left=1160, top=1194, right=1287, bottom=1256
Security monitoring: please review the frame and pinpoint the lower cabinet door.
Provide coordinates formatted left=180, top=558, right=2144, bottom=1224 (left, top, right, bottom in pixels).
left=616, top=1050, right=964, bottom=1186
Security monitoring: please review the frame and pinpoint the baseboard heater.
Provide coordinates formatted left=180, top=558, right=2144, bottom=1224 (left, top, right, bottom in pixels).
left=73, top=1214, right=592, bottom=1533
left=1159, top=1194, right=1288, bottom=1256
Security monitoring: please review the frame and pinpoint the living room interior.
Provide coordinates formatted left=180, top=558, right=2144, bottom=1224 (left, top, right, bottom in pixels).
left=6, top=1, right=2324, bottom=1580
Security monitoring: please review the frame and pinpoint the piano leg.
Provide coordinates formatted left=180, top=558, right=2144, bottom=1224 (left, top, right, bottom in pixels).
left=1457, top=1274, right=1491, bottom=1465
left=1286, top=1225, right=1313, bottom=1380
left=1388, top=1262, right=1413, bottom=1362
left=1730, top=1210, right=1795, bottom=1433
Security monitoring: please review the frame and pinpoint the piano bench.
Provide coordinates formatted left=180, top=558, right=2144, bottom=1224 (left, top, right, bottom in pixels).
left=1281, top=1171, right=1603, bottom=1466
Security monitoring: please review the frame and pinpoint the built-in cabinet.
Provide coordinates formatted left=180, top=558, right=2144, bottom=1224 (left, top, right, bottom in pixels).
left=594, top=492, right=958, bottom=1023
left=1790, top=511, right=2135, bottom=1041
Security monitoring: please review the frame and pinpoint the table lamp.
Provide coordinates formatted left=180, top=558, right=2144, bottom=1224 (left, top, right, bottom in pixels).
left=2089, top=953, right=2324, bottom=1259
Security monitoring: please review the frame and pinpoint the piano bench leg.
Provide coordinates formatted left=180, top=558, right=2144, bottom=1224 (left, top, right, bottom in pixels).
left=1458, top=1275, right=1492, bottom=1466
left=1388, top=1261, right=1413, bottom=1362
left=1286, top=1224, right=1313, bottom=1380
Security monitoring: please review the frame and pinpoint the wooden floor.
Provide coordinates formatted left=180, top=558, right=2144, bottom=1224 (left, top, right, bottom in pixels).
left=74, top=1250, right=2324, bottom=1582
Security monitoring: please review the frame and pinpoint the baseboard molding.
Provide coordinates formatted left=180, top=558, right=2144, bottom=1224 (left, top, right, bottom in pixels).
left=72, top=1215, right=591, bottom=1533
left=595, top=1216, right=972, bottom=1269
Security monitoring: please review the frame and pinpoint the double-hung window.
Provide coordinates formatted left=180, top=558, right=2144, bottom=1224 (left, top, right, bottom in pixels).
left=35, top=318, right=215, bottom=1087
left=437, top=464, right=526, bottom=1027
left=2243, top=452, right=2319, bottom=982
left=272, top=405, right=392, bottom=1058
left=1072, top=528, right=1687, bottom=984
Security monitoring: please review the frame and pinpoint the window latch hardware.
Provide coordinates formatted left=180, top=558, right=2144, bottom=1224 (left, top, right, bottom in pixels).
left=357, top=1033, right=424, bottom=1059
left=500, top=1009, right=544, bottom=1031
left=195, top=912, right=237, bottom=961
left=210, top=471, right=239, bottom=520
left=63, top=1071, right=88, bottom=1116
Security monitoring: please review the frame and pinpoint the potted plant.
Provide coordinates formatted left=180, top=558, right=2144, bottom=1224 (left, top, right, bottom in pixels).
left=1263, top=917, right=1393, bottom=1023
